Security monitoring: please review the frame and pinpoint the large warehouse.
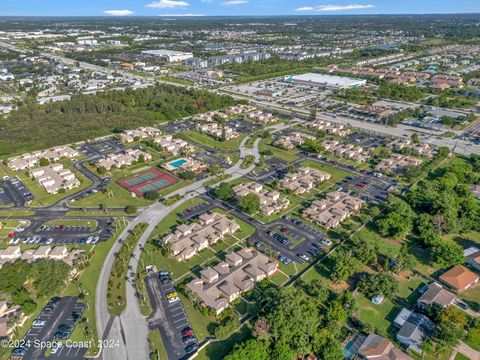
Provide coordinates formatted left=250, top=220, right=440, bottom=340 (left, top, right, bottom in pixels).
left=287, top=73, right=367, bottom=89
left=141, top=50, right=193, bottom=63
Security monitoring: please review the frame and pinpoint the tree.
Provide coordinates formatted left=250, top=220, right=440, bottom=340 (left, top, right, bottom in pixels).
left=97, top=166, right=107, bottom=175
left=213, top=182, right=234, bottom=201
left=434, top=306, right=468, bottom=349
left=302, top=139, right=324, bottom=154
left=125, top=205, right=138, bottom=214
left=358, top=272, right=398, bottom=299
left=224, top=339, right=270, bottom=360
left=143, top=190, right=160, bottom=201
left=319, top=340, right=344, bottom=360
left=432, top=240, right=464, bottom=267
left=238, top=193, right=260, bottom=215
left=375, top=196, right=416, bottom=239
left=411, top=132, right=420, bottom=144
left=39, top=157, right=49, bottom=166
left=331, top=250, right=362, bottom=283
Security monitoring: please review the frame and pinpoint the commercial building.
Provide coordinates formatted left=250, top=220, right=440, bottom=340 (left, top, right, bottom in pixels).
left=287, top=73, right=367, bottom=89
left=163, top=213, right=240, bottom=261
left=186, top=248, right=277, bottom=314
left=279, top=167, right=331, bottom=195
left=302, top=191, right=364, bottom=229
left=186, top=57, right=209, bottom=68
left=97, top=148, right=152, bottom=171
left=30, top=163, right=80, bottom=194
left=141, top=50, right=193, bottom=63
left=233, top=182, right=290, bottom=217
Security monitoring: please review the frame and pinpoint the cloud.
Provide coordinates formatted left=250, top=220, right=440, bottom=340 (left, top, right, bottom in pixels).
left=295, top=4, right=375, bottom=11
left=103, top=9, right=134, bottom=16
left=222, top=0, right=248, bottom=5
left=158, top=13, right=206, bottom=16
left=201, top=0, right=213, bottom=3
left=146, top=0, right=190, bottom=9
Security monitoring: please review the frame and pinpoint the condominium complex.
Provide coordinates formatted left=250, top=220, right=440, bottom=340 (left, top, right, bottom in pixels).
left=233, top=182, right=290, bottom=216
left=154, top=135, right=191, bottom=155
left=196, top=123, right=240, bottom=140
left=187, top=248, right=278, bottom=314
left=390, top=139, right=437, bottom=158
left=375, top=153, right=423, bottom=174
left=119, top=127, right=161, bottom=143
left=302, top=191, right=364, bottom=229
left=30, top=163, right=80, bottom=194
left=323, top=139, right=371, bottom=163
left=304, top=120, right=351, bottom=136
left=274, top=132, right=315, bottom=150
left=191, top=105, right=256, bottom=122
left=163, top=213, right=240, bottom=261
left=8, top=146, right=79, bottom=171
left=279, top=167, right=331, bottom=195
left=97, top=148, right=152, bottom=171
left=246, top=110, right=277, bottom=124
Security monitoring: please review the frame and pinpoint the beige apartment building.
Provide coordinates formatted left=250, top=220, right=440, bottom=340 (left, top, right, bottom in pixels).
left=323, top=139, right=371, bottom=163
left=196, top=123, right=240, bottom=140
left=163, top=213, right=240, bottom=261
left=119, top=126, right=161, bottom=143
left=30, top=163, right=80, bottom=194
left=304, top=120, right=351, bottom=136
left=153, top=135, right=191, bottom=155
left=233, top=182, right=290, bottom=216
left=375, top=153, right=423, bottom=174
left=390, top=139, right=437, bottom=158
left=97, top=148, right=152, bottom=171
left=274, top=132, right=316, bottom=150
left=186, top=248, right=278, bottom=314
left=279, top=167, right=331, bottom=195
left=8, top=145, right=79, bottom=171
left=303, top=191, right=364, bottom=229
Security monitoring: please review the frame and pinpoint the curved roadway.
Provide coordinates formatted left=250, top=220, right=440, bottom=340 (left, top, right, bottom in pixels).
left=96, top=135, right=262, bottom=360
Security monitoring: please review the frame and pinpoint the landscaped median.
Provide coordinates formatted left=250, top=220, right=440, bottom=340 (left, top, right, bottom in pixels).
left=107, top=222, right=148, bottom=315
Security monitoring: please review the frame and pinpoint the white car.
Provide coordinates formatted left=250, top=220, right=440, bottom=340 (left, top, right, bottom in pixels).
left=32, top=319, right=46, bottom=327
left=168, top=296, right=180, bottom=304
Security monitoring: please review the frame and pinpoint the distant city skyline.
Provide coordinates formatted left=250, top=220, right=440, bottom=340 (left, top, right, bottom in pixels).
left=0, top=0, right=479, bottom=17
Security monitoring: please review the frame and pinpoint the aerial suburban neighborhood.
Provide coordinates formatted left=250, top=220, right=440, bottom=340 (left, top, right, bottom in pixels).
left=0, top=6, right=480, bottom=360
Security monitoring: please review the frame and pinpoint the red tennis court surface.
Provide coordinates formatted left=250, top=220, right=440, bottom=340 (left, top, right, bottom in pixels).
left=116, top=169, right=177, bottom=197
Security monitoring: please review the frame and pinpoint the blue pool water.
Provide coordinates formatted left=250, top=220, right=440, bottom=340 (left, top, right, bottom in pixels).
left=169, top=159, right=187, bottom=169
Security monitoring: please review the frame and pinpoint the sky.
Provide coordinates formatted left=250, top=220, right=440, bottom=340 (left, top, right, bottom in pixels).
left=0, top=0, right=479, bottom=17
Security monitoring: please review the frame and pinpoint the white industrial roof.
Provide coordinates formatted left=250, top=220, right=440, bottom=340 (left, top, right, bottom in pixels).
left=291, top=73, right=366, bottom=88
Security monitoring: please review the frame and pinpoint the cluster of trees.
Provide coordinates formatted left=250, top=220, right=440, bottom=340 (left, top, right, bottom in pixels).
left=213, top=182, right=260, bottom=215
left=425, top=93, right=478, bottom=109
left=430, top=306, right=469, bottom=351
left=0, top=260, right=71, bottom=314
left=376, top=83, right=427, bottom=102
left=0, top=84, right=238, bottom=156
left=225, top=284, right=355, bottom=360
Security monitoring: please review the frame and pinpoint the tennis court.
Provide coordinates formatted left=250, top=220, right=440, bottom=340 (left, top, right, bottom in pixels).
left=117, top=169, right=177, bottom=197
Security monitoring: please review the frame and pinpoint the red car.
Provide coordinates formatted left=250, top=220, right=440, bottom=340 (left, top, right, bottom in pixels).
left=182, top=327, right=194, bottom=337
left=7, top=233, right=15, bottom=237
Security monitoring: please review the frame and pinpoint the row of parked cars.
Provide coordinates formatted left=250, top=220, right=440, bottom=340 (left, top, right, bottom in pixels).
left=181, top=327, right=199, bottom=355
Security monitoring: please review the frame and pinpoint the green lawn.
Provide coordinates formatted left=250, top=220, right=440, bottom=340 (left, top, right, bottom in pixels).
left=195, top=326, right=251, bottom=360
left=0, top=209, right=36, bottom=217
left=147, top=329, right=168, bottom=360
left=355, top=293, right=400, bottom=337
left=259, top=139, right=299, bottom=162
left=459, top=286, right=480, bottom=312
left=270, top=271, right=290, bottom=286
left=179, top=293, right=216, bottom=342
left=16, top=160, right=93, bottom=207
left=454, top=353, right=471, bottom=360
left=178, top=131, right=246, bottom=151
left=0, top=219, right=24, bottom=238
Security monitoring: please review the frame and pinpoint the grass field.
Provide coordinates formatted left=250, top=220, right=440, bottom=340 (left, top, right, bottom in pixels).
left=147, top=329, right=168, bottom=360
left=0, top=209, right=36, bottom=217
left=195, top=326, right=251, bottom=360
left=0, top=219, right=25, bottom=238
left=178, top=131, right=246, bottom=151
left=259, top=139, right=299, bottom=162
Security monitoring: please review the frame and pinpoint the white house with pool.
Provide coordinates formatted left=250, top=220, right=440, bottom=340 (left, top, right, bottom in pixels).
left=164, top=157, right=207, bottom=173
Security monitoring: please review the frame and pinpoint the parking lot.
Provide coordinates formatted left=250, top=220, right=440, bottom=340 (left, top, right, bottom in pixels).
left=146, top=270, right=198, bottom=360
left=160, top=120, right=194, bottom=134
left=336, top=174, right=393, bottom=202
left=0, top=176, right=33, bottom=206
left=226, top=118, right=261, bottom=133
left=178, top=202, right=216, bottom=221
left=247, top=156, right=289, bottom=182
left=79, top=139, right=123, bottom=158
left=18, top=296, right=86, bottom=360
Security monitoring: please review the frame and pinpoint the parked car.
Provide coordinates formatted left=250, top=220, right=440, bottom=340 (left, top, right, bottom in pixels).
left=181, top=327, right=194, bottom=337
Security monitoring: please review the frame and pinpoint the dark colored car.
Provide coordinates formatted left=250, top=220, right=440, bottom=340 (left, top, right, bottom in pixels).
left=185, top=343, right=199, bottom=354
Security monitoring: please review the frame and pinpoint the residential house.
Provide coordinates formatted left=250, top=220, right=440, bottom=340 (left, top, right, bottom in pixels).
left=417, top=282, right=456, bottom=310
left=31, top=163, right=80, bottom=194
left=464, top=247, right=480, bottom=271
left=274, top=132, right=315, bottom=150
left=154, top=135, right=191, bottom=155
left=395, top=310, right=436, bottom=353
left=97, top=148, right=152, bottom=171
left=119, top=127, right=161, bottom=143
left=375, top=153, right=422, bottom=174
left=357, top=333, right=413, bottom=360
left=439, top=265, right=479, bottom=292
left=323, top=140, right=371, bottom=163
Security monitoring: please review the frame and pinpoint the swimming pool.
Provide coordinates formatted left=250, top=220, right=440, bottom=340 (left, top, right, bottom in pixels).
left=169, top=159, right=188, bottom=169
